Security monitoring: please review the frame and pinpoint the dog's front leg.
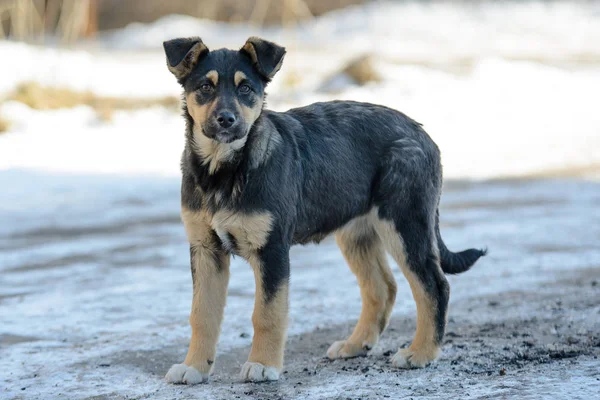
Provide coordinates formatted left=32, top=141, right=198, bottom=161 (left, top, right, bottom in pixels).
left=241, top=244, right=290, bottom=382
left=166, top=209, right=230, bottom=384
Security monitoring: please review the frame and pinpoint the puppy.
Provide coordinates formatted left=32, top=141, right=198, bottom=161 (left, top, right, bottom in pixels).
left=162, top=37, right=485, bottom=384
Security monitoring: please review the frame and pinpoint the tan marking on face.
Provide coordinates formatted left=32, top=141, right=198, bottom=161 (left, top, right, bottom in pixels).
left=185, top=92, right=212, bottom=128
left=235, top=97, right=262, bottom=129
left=375, top=217, right=441, bottom=364
left=205, top=70, right=218, bottom=85
left=328, top=210, right=397, bottom=359
left=232, top=71, right=261, bottom=130
left=179, top=206, right=231, bottom=375
left=247, top=258, right=288, bottom=370
left=233, top=93, right=262, bottom=147
left=234, top=71, right=247, bottom=86
left=186, top=93, right=246, bottom=174
left=210, top=210, right=273, bottom=258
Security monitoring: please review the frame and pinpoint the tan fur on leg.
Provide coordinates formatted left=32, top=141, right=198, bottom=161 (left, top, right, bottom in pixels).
left=183, top=247, right=230, bottom=373
left=376, top=220, right=441, bottom=368
left=241, top=257, right=288, bottom=382
left=165, top=207, right=230, bottom=384
left=328, top=211, right=397, bottom=359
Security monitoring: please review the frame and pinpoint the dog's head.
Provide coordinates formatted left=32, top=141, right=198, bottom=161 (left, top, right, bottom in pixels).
left=164, top=37, right=285, bottom=144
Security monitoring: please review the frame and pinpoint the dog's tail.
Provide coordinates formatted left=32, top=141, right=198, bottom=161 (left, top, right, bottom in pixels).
left=436, top=209, right=486, bottom=274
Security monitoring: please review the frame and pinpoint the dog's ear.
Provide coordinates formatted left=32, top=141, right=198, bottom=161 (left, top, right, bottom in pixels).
left=240, top=37, right=286, bottom=82
left=163, top=37, right=209, bottom=82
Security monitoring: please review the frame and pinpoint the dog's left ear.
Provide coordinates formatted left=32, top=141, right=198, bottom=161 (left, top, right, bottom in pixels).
left=240, top=37, right=286, bottom=82
left=163, top=37, right=209, bottom=82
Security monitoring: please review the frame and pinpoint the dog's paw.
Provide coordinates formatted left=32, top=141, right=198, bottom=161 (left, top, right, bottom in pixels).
left=326, top=340, right=370, bottom=359
left=240, top=362, right=279, bottom=382
left=165, top=363, right=208, bottom=384
left=391, top=347, right=438, bottom=369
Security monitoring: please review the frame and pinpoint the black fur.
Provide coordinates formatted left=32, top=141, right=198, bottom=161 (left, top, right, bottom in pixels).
left=166, top=37, right=485, bottom=339
left=241, top=37, right=287, bottom=81
left=163, top=37, right=203, bottom=69
left=163, top=37, right=209, bottom=84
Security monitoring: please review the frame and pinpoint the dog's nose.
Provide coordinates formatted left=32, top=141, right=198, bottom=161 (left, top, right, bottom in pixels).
left=216, top=111, right=236, bottom=128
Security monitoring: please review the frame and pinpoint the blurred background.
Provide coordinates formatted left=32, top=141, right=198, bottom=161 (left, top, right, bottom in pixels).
left=1, top=1, right=599, bottom=399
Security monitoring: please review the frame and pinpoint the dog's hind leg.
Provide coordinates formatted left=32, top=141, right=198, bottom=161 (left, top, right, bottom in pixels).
left=327, top=212, right=397, bottom=359
left=376, top=215, right=449, bottom=369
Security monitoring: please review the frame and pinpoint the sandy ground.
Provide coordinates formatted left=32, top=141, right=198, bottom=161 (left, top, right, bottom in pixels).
left=1, top=176, right=599, bottom=399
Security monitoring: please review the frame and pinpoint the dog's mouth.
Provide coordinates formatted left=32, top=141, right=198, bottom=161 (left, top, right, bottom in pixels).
left=204, top=123, right=247, bottom=144
left=213, top=130, right=245, bottom=144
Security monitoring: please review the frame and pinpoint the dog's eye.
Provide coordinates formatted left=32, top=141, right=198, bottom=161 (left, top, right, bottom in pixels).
left=200, top=84, right=214, bottom=93
left=238, top=84, right=251, bottom=94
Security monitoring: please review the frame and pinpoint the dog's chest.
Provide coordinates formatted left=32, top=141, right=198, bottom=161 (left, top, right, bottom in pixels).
left=209, top=210, right=273, bottom=258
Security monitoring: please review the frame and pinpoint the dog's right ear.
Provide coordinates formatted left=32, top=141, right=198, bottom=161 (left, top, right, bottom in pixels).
left=163, top=37, right=209, bottom=82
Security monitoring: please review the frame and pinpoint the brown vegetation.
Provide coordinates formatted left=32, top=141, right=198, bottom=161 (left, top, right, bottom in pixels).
left=0, top=0, right=96, bottom=41
left=319, top=55, right=382, bottom=93
left=0, top=115, right=10, bottom=134
left=9, top=82, right=179, bottom=110
left=341, top=55, right=382, bottom=85
left=1, top=0, right=367, bottom=41
left=96, top=0, right=366, bottom=29
left=7, top=82, right=179, bottom=122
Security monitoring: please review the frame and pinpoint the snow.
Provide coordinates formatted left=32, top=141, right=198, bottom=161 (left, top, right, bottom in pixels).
left=1, top=173, right=598, bottom=399
left=1, top=2, right=600, bottom=179
left=0, top=1, right=599, bottom=399
left=0, top=102, right=183, bottom=176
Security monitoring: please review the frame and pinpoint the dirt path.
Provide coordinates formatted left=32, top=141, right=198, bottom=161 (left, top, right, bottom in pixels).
left=2, top=176, right=599, bottom=399
left=111, top=266, right=599, bottom=400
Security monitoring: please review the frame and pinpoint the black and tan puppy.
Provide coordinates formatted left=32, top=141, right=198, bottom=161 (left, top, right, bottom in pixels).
left=163, top=37, right=485, bottom=384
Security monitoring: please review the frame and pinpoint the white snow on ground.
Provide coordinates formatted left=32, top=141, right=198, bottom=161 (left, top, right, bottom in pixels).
left=0, top=1, right=599, bottom=399
left=1, top=173, right=599, bottom=399
left=0, top=102, right=183, bottom=177
left=1, top=1, right=600, bottom=179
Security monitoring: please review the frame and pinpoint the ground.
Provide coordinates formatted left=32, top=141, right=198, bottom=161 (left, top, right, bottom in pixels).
left=1, top=2, right=599, bottom=398
left=1, top=176, right=598, bottom=399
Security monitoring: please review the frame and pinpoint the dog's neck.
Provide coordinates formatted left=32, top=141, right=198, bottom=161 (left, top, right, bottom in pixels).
left=191, top=124, right=248, bottom=175
left=183, top=111, right=281, bottom=211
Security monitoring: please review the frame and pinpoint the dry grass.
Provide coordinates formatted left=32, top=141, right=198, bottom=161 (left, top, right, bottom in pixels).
left=342, top=55, right=382, bottom=85
left=0, top=115, right=10, bottom=134
left=8, top=82, right=179, bottom=121
left=318, top=54, right=382, bottom=93
left=96, top=0, right=366, bottom=30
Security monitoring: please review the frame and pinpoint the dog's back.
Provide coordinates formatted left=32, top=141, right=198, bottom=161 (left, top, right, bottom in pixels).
left=259, top=101, right=441, bottom=245
left=163, top=36, right=485, bottom=384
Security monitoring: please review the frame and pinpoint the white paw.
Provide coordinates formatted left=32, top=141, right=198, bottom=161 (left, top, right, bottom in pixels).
left=165, top=363, right=208, bottom=384
left=391, top=348, right=433, bottom=369
left=240, top=362, right=279, bottom=382
left=326, top=340, right=369, bottom=359
left=327, top=340, right=347, bottom=359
